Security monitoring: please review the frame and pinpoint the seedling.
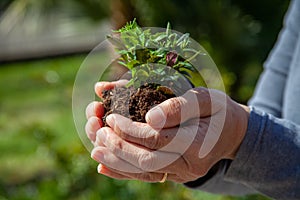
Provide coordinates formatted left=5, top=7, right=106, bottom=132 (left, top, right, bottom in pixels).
left=103, top=20, right=204, bottom=123
left=107, top=19, right=204, bottom=93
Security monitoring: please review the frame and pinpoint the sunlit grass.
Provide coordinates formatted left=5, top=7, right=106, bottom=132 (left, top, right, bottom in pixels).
left=0, top=56, right=85, bottom=190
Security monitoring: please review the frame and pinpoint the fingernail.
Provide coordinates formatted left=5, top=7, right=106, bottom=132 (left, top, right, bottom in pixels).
left=91, top=148, right=103, bottom=161
left=97, top=164, right=103, bottom=173
left=94, top=82, right=103, bottom=89
left=94, top=82, right=104, bottom=97
left=146, top=107, right=166, bottom=128
left=106, top=114, right=115, bottom=128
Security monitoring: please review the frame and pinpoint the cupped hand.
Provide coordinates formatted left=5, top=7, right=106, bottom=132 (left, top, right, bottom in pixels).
left=86, top=83, right=250, bottom=183
left=85, top=80, right=128, bottom=143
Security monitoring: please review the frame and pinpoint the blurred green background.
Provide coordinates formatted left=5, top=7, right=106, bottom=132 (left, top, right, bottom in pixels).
left=0, top=0, right=290, bottom=199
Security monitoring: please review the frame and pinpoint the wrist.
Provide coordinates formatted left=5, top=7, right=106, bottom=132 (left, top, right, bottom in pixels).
left=228, top=104, right=250, bottom=159
left=234, top=104, right=250, bottom=158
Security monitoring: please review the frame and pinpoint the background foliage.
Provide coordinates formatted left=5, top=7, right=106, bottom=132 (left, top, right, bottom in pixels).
left=133, top=0, right=290, bottom=102
left=0, top=0, right=290, bottom=199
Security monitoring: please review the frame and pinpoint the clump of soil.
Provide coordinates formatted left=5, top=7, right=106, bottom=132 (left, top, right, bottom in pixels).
left=102, top=83, right=175, bottom=125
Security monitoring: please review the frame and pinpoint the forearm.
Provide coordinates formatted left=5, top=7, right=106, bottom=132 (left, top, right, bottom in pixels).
left=184, top=1, right=300, bottom=196
left=185, top=107, right=300, bottom=199
left=225, top=107, right=300, bottom=200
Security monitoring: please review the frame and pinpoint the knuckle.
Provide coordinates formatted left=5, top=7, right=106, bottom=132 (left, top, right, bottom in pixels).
left=138, top=152, right=155, bottom=171
left=116, top=127, right=129, bottom=140
left=114, top=123, right=133, bottom=141
left=89, top=116, right=101, bottom=125
left=85, top=101, right=96, bottom=119
left=145, top=136, right=159, bottom=150
left=187, top=87, right=212, bottom=116
left=116, top=117, right=132, bottom=135
left=191, top=86, right=208, bottom=94
left=100, top=126, right=111, bottom=133
left=86, top=101, right=104, bottom=119
left=164, top=98, right=184, bottom=117
left=197, top=88, right=211, bottom=105
left=147, top=131, right=171, bottom=150
left=85, top=116, right=101, bottom=141
left=144, top=130, right=161, bottom=149
left=85, top=123, right=94, bottom=141
left=109, top=137, right=123, bottom=154
left=192, top=87, right=210, bottom=100
left=97, top=127, right=118, bottom=150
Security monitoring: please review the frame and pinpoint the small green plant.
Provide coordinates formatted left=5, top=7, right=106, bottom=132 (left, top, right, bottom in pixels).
left=107, top=19, right=204, bottom=91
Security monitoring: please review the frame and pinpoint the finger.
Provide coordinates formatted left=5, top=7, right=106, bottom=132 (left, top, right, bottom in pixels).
left=145, top=87, right=227, bottom=128
left=97, top=164, right=132, bottom=180
left=96, top=126, right=201, bottom=181
left=94, top=130, right=190, bottom=174
left=92, top=146, right=174, bottom=182
left=106, top=114, right=161, bottom=149
left=124, top=172, right=184, bottom=183
left=86, top=101, right=104, bottom=119
left=99, top=164, right=186, bottom=183
left=106, top=114, right=201, bottom=153
left=97, top=127, right=181, bottom=172
left=91, top=146, right=143, bottom=173
left=95, top=138, right=194, bottom=182
left=94, top=80, right=128, bottom=98
left=85, top=116, right=103, bottom=142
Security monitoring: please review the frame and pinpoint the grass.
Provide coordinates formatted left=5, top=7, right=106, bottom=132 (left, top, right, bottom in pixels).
left=0, top=54, right=269, bottom=200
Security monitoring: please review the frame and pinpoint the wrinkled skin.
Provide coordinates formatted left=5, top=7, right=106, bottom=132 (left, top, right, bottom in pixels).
left=85, top=80, right=249, bottom=183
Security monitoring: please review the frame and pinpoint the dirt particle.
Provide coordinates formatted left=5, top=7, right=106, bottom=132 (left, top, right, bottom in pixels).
left=102, top=83, right=175, bottom=126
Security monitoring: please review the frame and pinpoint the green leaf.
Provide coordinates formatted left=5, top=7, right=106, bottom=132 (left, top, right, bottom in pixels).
left=118, top=61, right=127, bottom=67
left=166, top=22, right=171, bottom=36
left=168, top=33, right=178, bottom=46
left=139, top=32, right=145, bottom=47
left=186, top=50, right=202, bottom=62
left=107, top=19, right=199, bottom=89
left=136, top=49, right=151, bottom=63
left=117, top=50, right=129, bottom=55
left=126, top=60, right=140, bottom=70
left=178, top=70, right=192, bottom=78
left=114, top=18, right=138, bottom=33
left=126, top=79, right=135, bottom=88
left=106, top=35, right=127, bottom=50
left=176, top=33, right=190, bottom=45
left=153, top=34, right=168, bottom=42
left=183, top=48, right=199, bottom=53
left=136, top=69, right=149, bottom=79
left=179, top=62, right=196, bottom=71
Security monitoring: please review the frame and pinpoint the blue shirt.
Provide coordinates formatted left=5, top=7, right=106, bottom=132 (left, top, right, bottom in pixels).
left=185, top=1, right=300, bottom=199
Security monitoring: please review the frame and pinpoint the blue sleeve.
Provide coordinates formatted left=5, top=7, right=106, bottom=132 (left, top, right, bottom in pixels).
left=248, top=0, right=300, bottom=116
left=225, top=107, right=300, bottom=200
left=185, top=107, right=300, bottom=199
left=184, top=0, right=300, bottom=198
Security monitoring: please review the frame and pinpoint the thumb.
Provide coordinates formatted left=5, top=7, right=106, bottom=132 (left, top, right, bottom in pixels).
left=146, top=87, right=218, bottom=128
left=94, top=79, right=128, bottom=98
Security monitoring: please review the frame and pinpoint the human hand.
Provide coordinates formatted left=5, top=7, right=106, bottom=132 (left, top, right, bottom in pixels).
left=85, top=80, right=128, bottom=143
left=86, top=83, right=250, bottom=183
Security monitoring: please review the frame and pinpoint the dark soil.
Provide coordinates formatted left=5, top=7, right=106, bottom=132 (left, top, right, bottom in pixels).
left=102, top=83, right=175, bottom=125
